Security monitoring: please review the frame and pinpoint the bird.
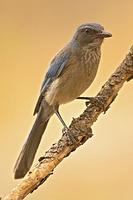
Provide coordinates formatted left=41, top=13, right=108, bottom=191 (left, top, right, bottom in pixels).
left=14, top=23, right=112, bottom=179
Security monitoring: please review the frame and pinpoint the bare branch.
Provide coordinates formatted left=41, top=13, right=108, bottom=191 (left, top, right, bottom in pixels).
left=4, top=46, right=133, bottom=200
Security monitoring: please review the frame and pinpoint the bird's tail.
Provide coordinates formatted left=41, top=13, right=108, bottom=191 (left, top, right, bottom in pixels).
left=14, top=104, right=54, bottom=179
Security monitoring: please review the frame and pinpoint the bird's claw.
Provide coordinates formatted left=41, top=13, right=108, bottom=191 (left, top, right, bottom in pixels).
left=85, top=96, right=107, bottom=113
left=62, top=127, right=78, bottom=146
left=77, top=96, right=107, bottom=113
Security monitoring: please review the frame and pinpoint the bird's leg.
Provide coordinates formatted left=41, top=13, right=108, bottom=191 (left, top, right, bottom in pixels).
left=54, top=109, right=68, bottom=129
left=77, top=96, right=93, bottom=101
left=54, top=108, right=77, bottom=145
left=77, top=96, right=106, bottom=113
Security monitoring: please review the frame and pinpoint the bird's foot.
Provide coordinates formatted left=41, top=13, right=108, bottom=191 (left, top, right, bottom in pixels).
left=77, top=96, right=106, bottom=113
left=62, top=127, right=78, bottom=146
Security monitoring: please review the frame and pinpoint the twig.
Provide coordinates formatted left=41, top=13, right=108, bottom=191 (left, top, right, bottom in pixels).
left=3, top=46, right=133, bottom=200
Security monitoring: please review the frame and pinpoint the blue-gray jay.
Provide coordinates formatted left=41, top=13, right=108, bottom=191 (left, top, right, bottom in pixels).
left=14, top=23, right=112, bottom=179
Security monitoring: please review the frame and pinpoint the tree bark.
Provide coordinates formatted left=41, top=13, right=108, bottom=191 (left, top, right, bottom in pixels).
left=3, top=46, right=133, bottom=200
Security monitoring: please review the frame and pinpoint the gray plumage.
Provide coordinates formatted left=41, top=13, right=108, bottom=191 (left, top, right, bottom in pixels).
left=14, top=23, right=112, bottom=179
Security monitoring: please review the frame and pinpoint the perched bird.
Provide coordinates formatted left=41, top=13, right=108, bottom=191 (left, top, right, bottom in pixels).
left=14, top=23, right=112, bottom=179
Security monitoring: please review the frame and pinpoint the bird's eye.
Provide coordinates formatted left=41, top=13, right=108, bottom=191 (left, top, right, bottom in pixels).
left=85, top=28, right=97, bottom=34
left=98, top=30, right=102, bottom=33
left=85, top=28, right=89, bottom=33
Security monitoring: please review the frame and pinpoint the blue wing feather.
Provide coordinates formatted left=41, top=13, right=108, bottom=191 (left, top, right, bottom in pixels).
left=41, top=51, right=71, bottom=91
left=33, top=50, right=71, bottom=115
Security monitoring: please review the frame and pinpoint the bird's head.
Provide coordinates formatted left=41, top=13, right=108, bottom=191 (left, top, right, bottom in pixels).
left=73, top=23, right=112, bottom=48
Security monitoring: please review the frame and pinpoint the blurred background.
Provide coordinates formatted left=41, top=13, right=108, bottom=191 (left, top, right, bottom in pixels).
left=0, top=0, right=133, bottom=199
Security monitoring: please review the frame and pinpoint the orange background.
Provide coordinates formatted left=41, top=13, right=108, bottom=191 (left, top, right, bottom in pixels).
left=1, top=0, right=133, bottom=199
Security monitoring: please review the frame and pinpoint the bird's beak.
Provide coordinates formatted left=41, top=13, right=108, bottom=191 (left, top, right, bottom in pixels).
left=100, top=30, right=112, bottom=38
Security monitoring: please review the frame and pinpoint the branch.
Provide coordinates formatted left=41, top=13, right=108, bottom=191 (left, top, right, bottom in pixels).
left=4, top=46, right=133, bottom=200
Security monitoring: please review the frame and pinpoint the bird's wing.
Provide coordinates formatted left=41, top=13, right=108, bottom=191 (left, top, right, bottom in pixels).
left=33, top=49, right=71, bottom=115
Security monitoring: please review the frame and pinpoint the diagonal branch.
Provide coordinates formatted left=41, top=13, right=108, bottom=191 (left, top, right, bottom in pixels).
left=4, top=46, right=133, bottom=200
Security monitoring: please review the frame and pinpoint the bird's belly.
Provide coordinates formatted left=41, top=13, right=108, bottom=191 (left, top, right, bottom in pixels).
left=57, top=75, right=91, bottom=104
left=45, top=63, right=98, bottom=105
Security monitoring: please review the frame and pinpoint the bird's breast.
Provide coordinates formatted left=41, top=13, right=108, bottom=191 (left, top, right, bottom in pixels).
left=45, top=48, right=101, bottom=105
